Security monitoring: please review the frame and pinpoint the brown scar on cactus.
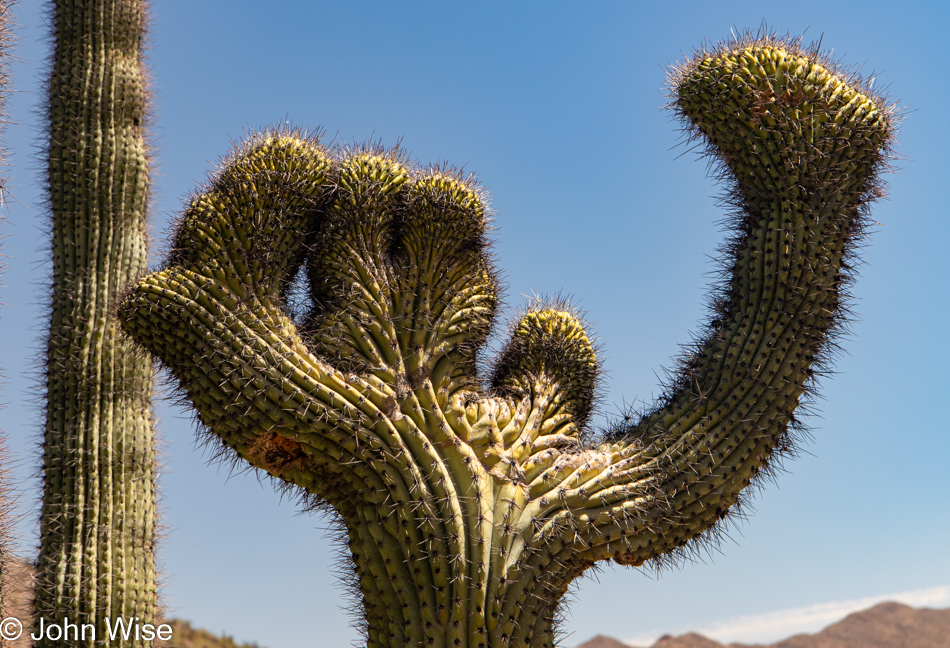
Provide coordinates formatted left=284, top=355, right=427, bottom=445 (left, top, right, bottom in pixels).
left=119, top=31, right=896, bottom=648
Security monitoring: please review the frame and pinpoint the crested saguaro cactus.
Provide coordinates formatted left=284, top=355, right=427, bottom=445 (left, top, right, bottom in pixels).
left=119, top=36, right=893, bottom=648
left=38, top=0, right=157, bottom=645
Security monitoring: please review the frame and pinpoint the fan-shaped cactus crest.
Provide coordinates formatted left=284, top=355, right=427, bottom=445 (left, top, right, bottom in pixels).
left=119, top=34, right=894, bottom=648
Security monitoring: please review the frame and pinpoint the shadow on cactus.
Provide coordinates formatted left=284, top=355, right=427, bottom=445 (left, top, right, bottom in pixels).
left=118, top=34, right=895, bottom=648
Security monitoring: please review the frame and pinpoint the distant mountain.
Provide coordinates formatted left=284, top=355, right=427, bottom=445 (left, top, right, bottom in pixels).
left=652, top=633, right=724, bottom=648
left=578, top=637, right=635, bottom=648
left=167, top=619, right=263, bottom=648
left=575, top=602, right=950, bottom=648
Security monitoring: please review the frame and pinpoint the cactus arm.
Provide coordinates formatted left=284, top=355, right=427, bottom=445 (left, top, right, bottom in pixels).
left=36, top=0, right=157, bottom=644
left=118, top=138, right=410, bottom=510
left=517, top=43, right=892, bottom=576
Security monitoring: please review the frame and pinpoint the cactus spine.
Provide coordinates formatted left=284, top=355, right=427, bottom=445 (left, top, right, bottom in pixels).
left=119, top=35, right=893, bottom=648
left=37, top=0, right=156, bottom=645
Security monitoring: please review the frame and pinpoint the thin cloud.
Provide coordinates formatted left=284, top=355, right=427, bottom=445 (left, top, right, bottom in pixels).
left=623, top=584, right=950, bottom=646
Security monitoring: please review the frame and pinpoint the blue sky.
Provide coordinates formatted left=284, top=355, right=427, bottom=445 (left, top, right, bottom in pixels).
left=1, top=1, right=948, bottom=647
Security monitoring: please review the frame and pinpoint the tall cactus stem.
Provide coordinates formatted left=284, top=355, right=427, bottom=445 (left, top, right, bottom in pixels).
left=0, top=0, right=15, bottom=637
left=37, top=1, right=156, bottom=646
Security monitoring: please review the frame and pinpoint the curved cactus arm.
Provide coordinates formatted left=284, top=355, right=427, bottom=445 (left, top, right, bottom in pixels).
left=118, top=138, right=509, bottom=499
left=515, top=42, right=893, bottom=580
left=119, top=136, right=393, bottom=509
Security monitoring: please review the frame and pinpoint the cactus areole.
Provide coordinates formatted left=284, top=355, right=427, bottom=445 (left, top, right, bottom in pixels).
left=120, top=36, right=893, bottom=648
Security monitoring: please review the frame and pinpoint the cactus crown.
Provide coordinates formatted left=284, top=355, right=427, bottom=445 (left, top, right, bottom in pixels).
left=119, top=33, right=895, bottom=648
left=670, top=33, right=896, bottom=193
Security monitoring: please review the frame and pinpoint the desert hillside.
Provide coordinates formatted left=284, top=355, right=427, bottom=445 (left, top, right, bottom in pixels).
left=577, top=602, right=950, bottom=648
left=165, top=620, right=262, bottom=648
left=2, top=557, right=263, bottom=648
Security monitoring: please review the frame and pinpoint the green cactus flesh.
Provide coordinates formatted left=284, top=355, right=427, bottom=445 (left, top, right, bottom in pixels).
left=38, top=0, right=157, bottom=645
left=0, top=0, right=10, bottom=628
left=119, top=38, right=892, bottom=648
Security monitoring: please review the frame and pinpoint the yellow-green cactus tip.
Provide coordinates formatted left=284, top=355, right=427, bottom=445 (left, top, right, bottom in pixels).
left=339, top=152, right=411, bottom=196
left=411, top=173, right=485, bottom=216
left=493, top=308, right=599, bottom=426
left=673, top=37, right=893, bottom=197
left=514, top=310, right=597, bottom=371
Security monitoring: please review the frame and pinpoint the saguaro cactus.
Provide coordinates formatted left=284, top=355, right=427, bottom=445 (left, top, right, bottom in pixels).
left=0, top=0, right=13, bottom=634
left=37, top=0, right=156, bottom=645
left=119, top=36, right=893, bottom=648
